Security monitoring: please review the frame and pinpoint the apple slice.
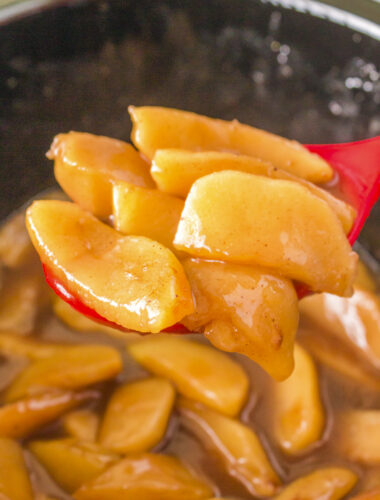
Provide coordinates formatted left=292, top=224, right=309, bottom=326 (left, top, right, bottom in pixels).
left=63, top=409, right=100, bottom=442
left=182, top=258, right=299, bottom=381
left=29, top=439, right=119, bottom=493
left=74, top=453, right=213, bottom=500
left=178, top=397, right=281, bottom=497
left=0, top=438, right=34, bottom=500
left=112, top=181, right=184, bottom=251
left=270, top=344, right=325, bottom=454
left=174, top=171, right=357, bottom=296
left=26, top=200, right=194, bottom=333
left=274, top=468, right=357, bottom=500
left=48, top=132, right=154, bottom=219
left=129, top=106, right=333, bottom=183
left=151, top=149, right=355, bottom=234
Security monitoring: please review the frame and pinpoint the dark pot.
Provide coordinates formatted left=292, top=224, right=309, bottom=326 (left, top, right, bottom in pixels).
left=0, top=0, right=379, bottom=258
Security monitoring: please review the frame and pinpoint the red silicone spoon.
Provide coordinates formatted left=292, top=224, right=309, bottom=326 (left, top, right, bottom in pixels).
left=44, top=136, right=380, bottom=332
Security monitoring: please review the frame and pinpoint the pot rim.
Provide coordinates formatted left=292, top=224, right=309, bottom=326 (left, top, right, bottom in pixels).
left=0, top=0, right=380, bottom=41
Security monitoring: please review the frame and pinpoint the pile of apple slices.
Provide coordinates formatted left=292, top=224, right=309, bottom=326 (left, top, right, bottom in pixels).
left=26, top=106, right=358, bottom=380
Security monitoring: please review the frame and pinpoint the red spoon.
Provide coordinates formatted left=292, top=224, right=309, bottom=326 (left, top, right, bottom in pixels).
left=44, top=136, right=380, bottom=332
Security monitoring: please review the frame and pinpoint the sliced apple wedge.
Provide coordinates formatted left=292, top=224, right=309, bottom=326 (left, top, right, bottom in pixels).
left=29, top=438, right=119, bottom=493
left=74, top=453, right=213, bottom=500
left=182, top=258, right=299, bottom=381
left=0, top=438, right=34, bottom=500
left=151, top=149, right=355, bottom=234
left=174, top=171, right=357, bottom=296
left=48, top=132, right=154, bottom=219
left=99, top=378, right=175, bottom=453
left=274, top=468, right=357, bottom=500
left=178, top=398, right=281, bottom=497
left=112, top=181, right=184, bottom=251
left=0, top=390, right=95, bottom=439
left=271, top=344, right=325, bottom=453
left=26, top=200, right=194, bottom=333
left=129, top=106, right=333, bottom=183
left=128, top=336, right=249, bottom=417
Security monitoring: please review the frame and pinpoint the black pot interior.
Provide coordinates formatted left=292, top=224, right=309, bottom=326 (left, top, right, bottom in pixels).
left=0, top=0, right=379, bottom=257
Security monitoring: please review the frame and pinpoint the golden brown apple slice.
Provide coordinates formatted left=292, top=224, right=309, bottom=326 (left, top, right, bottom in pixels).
left=270, top=344, right=325, bottom=454
left=4, top=344, right=122, bottom=402
left=0, top=332, right=74, bottom=360
left=174, top=171, right=357, bottom=296
left=129, top=106, right=333, bottom=183
left=74, top=453, right=213, bottom=500
left=299, top=328, right=380, bottom=391
left=300, top=287, right=380, bottom=370
left=0, top=390, right=94, bottom=439
left=0, top=438, right=34, bottom=500
left=152, top=149, right=355, bottom=234
left=112, top=181, right=184, bottom=251
left=178, top=397, right=281, bottom=497
left=99, top=378, right=175, bottom=453
left=29, top=438, right=119, bottom=492
left=47, top=132, right=154, bottom=218
left=182, top=258, right=298, bottom=381
left=336, top=410, right=380, bottom=464
left=0, top=212, right=34, bottom=268
left=26, top=200, right=194, bottom=333
left=63, top=410, right=100, bottom=442
left=128, top=336, right=248, bottom=416
left=274, top=468, right=357, bottom=500
left=0, top=271, right=49, bottom=335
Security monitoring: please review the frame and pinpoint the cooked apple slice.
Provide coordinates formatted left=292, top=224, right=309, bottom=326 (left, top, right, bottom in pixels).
left=74, top=453, right=213, bottom=500
left=99, top=377, right=175, bottom=453
left=179, top=398, right=281, bottom=497
left=128, top=336, right=248, bottom=416
left=4, top=344, right=122, bottom=402
left=47, top=132, right=154, bottom=218
left=112, top=181, right=184, bottom=251
left=26, top=200, right=194, bottom=333
left=175, top=171, right=357, bottom=296
left=29, top=438, right=119, bottom=493
left=182, top=258, right=298, bottom=380
left=0, top=438, right=34, bottom=500
left=152, top=149, right=355, bottom=234
left=0, top=271, right=49, bottom=335
left=299, top=328, right=380, bottom=391
left=0, top=332, right=74, bottom=360
left=129, top=106, right=332, bottom=183
left=63, top=409, right=100, bottom=442
left=0, top=390, right=94, bottom=439
left=271, top=344, right=325, bottom=454
left=0, top=212, right=34, bottom=268
left=336, top=410, right=380, bottom=464
left=274, top=468, right=357, bottom=500
left=300, top=287, right=380, bottom=370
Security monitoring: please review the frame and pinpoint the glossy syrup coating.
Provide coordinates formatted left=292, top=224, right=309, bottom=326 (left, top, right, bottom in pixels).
left=129, top=106, right=333, bottom=183
left=48, top=132, right=154, bottom=219
left=174, top=170, right=357, bottom=296
left=26, top=200, right=194, bottom=333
